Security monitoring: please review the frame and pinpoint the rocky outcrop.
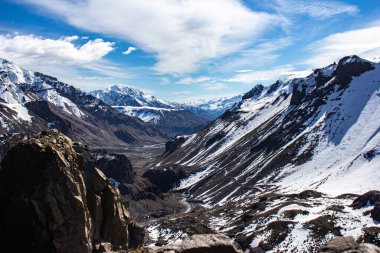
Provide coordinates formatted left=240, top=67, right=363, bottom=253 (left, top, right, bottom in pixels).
left=149, top=234, right=243, bottom=253
left=0, top=130, right=143, bottom=253
left=95, top=153, right=134, bottom=184
left=351, top=191, right=380, bottom=222
left=143, top=164, right=192, bottom=192
left=88, top=168, right=132, bottom=250
left=242, top=84, right=264, bottom=100
left=351, top=191, right=380, bottom=209
left=333, top=55, right=375, bottom=89
left=0, top=130, right=93, bottom=253
left=164, top=136, right=188, bottom=156
left=318, top=236, right=380, bottom=253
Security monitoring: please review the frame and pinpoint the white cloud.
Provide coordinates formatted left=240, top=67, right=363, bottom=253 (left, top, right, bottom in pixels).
left=60, top=35, right=79, bottom=42
left=273, top=0, right=359, bottom=18
left=0, top=34, right=114, bottom=66
left=123, top=46, right=136, bottom=55
left=201, top=83, right=228, bottom=91
left=177, top=76, right=211, bottom=85
left=173, top=91, right=193, bottom=95
left=226, top=65, right=294, bottom=84
left=20, top=0, right=279, bottom=75
left=215, top=38, right=293, bottom=72
left=236, top=69, right=254, bottom=73
left=304, top=24, right=380, bottom=68
left=0, top=34, right=124, bottom=90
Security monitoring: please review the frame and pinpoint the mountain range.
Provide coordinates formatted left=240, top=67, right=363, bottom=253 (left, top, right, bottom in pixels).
left=0, top=59, right=165, bottom=147
left=90, top=85, right=242, bottom=136
left=1, top=55, right=380, bottom=252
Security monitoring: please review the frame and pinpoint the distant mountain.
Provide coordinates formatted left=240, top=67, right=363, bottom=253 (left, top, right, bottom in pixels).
left=186, top=95, right=243, bottom=117
left=91, top=85, right=176, bottom=108
left=0, top=59, right=165, bottom=147
left=90, top=85, right=242, bottom=136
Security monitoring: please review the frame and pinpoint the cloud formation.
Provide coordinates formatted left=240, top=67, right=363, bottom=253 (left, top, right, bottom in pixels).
left=304, top=24, right=380, bottom=68
left=123, top=46, right=136, bottom=55
left=0, top=34, right=114, bottom=66
left=272, top=0, right=359, bottom=18
left=226, top=65, right=294, bottom=84
left=20, top=0, right=278, bottom=75
left=177, top=76, right=211, bottom=85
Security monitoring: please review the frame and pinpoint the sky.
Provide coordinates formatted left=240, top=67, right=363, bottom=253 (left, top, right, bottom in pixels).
left=0, top=0, right=379, bottom=102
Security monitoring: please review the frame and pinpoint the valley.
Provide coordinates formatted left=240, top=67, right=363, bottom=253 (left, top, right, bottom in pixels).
left=2, top=1, right=380, bottom=252
left=1, top=55, right=380, bottom=252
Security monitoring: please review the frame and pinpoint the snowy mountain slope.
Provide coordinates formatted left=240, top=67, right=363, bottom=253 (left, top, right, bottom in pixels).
left=0, top=59, right=165, bottom=146
left=91, top=85, right=175, bottom=108
left=186, top=95, right=243, bottom=117
left=90, top=85, right=241, bottom=136
left=153, top=55, right=380, bottom=203
left=0, top=59, right=84, bottom=119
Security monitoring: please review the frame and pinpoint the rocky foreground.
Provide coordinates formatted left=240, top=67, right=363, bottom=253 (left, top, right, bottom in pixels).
left=0, top=130, right=143, bottom=252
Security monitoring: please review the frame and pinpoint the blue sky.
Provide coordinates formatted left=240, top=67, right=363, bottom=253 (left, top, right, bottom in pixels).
left=0, top=0, right=379, bottom=101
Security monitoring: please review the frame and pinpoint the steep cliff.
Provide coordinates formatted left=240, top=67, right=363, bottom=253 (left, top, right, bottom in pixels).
left=0, top=130, right=143, bottom=252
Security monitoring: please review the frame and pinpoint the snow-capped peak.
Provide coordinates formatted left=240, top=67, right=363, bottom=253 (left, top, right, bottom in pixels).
left=0, top=59, right=85, bottom=120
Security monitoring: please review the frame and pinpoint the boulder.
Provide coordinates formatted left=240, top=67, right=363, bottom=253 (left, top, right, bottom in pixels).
left=149, top=234, right=243, bottom=253
left=371, top=204, right=380, bottom=221
left=318, top=236, right=380, bottom=253
left=351, top=191, right=380, bottom=209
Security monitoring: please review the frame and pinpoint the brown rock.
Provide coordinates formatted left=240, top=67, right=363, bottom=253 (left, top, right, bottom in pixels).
left=149, top=234, right=243, bottom=253
left=0, top=130, right=144, bottom=253
left=0, top=130, right=92, bottom=253
left=371, top=204, right=380, bottom=221
left=351, top=191, right=380, bottom=209
left=89, top=168, right=131, bottom=250
left=318, top=236, right=380, bottom=253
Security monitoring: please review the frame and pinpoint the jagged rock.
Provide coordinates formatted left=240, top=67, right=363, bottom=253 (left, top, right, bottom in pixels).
left=0, top=130, right=144, bottom=252
left=371, top=204, right=380, bottom=221
left=318, top=236, right=380, bottom=253
left=242, top=84, right=264, bottom=100
left=88, top=168, right=131, bottom=249
left=334, top=55, right=375, bottom=89
left=0, top=129, right=93, bottom=253
left=149, top=234, right=243, bottom=253
left=351, top=191, right=380, bottom=209
left=94, top=242, right=113, bottom=253
left=96, top=154, right=134, bottom=184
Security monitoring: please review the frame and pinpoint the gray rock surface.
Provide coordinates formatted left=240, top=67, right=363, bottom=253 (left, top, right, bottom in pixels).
left=318, top=236, right=380, bottom=253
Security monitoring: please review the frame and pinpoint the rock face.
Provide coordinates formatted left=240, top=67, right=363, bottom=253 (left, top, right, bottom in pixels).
left=318, top=236, right=380, bottom=253
left=351, top=191, right=380, bottom=209
left=96, top=154, right=135, bottom=184
left=143, top=164, right=192, bottom=192
left=0, top=130, right=143, bottom=253
left=149, top=234, right=243, bottom=253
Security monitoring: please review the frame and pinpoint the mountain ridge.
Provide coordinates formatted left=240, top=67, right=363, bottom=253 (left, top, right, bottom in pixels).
left=90, top=84, right=242, bottom=136
left=154, top=55, right=380, bottom=201
left=0, top=58, right=166, bottom=146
